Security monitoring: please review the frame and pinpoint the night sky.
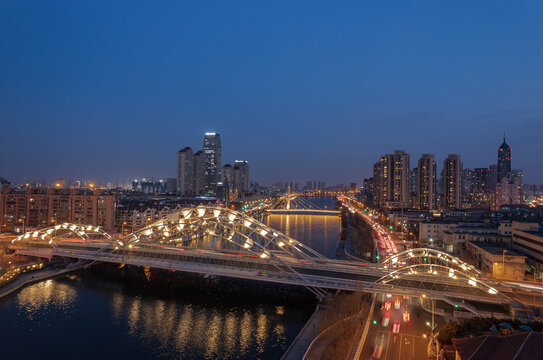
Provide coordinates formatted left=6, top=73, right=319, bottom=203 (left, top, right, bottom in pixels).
left=1, top=1, right=542, bottom=185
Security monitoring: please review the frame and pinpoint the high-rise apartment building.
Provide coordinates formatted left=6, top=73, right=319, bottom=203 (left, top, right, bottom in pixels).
left=443, top=154, right=462, bottom=209
left=461, top=169, right=474, bottom=194
left=177, top=147, right=194, bottom=196
left=497, top=136, right=511, bottom=183
left=373, top=154, right=392, bottom=207
left=489, top=164, right=498, bottom=192
left=410, top=168, right=418, bottom=196
left=472, top=168, right=491, bottom=193
left=373, top=150, right=410, bottom=208
left=391, top=150, right=410, bottom=207
left=0, top=188, right=116, bottom=232
left=511, top=169, right=523, bottom=186
left=203, top=133, right=221, bottom=195
left=417, top=154, right=437, bottom=210
left=496, top=177, right=523, bottom=208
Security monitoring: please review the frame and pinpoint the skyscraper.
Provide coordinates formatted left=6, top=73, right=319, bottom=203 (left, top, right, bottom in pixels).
left=497, top=136, right=511, bottom=183
left=222, top=164, right=233, bottom=185
left=177, top=147, right=194, bottom=196
left=203, top=132, right=221, bottom=195
left=443, top=154, right=462, bottom=209
left=234, top=160, right=249, bottom=193
left=222, top=163, right=234, bottom=200
left=193, top=150, right=205, bottom=195
left=417, top=154, right=437, bottom=210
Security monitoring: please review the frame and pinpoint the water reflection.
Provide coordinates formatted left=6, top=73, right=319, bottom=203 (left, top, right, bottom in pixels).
left=17, top=279, right=77, bottom=318
left=0, top=272, right=312, bottom=360
left=104, top=291, right=300, bottom=359
left=0, top=198, right=338, bottom=359
left=265, top=214, right=340, bottom=258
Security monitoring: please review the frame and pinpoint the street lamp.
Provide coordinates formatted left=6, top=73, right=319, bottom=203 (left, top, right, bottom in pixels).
left=121, top=221, right=127, bottom=236
left=502, top=250, right=507, bottom=277
left=18, top=218, right=25, bottom=234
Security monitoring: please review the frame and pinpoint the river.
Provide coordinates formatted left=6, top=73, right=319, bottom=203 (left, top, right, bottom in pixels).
left=0, top=196, right=340, bottom=360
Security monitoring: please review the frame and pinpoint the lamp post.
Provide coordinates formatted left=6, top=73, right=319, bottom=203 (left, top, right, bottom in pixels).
left=18, top=218, right=25, bottom=234
left=431, top=297, right=435, bottom=336
left=502, top=250, right=507, bottom=278
left=50, top=218, right=57, bottom=238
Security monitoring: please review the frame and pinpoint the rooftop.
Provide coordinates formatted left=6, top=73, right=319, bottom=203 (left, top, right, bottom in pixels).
left=469, top=241, right=523, bottom=257
left=523, top=230, right=543, bottom=237
left=452, top=332, right=542, bottom=360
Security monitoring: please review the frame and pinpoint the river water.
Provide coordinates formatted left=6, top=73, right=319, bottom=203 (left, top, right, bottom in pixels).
left=0, top=196, right=340, bottom=360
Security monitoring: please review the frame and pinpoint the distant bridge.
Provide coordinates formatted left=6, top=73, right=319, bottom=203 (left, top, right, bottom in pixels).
left=10, top=206, right=508, bottom=306
left=267, top=191, right=340, bottom=216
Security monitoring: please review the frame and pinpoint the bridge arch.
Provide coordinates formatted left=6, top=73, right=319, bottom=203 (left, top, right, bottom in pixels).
left=117, top=206, right=325, bottom=260
left=373, top=248, right=509, bottom=301
left=374, top=263, right=499, bottom=296
left=380, top=248, right=482, bottom=276
left=11, top=223, right=112, bottom=247
left=115, top=206, right=328, bottom=297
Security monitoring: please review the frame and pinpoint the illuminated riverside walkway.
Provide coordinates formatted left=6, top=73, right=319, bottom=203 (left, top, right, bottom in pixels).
left=10, top=206, right=508, bottom=305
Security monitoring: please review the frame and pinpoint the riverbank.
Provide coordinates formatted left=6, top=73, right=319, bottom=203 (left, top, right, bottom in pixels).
left=0, top=263, right=87, bottom=300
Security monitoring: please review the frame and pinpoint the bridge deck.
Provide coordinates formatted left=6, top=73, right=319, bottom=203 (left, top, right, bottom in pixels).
left=11, top=241, right=507, bottom=305
left=266, top=209, right=340, bottom=215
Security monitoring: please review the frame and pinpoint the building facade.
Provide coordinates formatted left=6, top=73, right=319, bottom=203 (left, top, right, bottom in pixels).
left=177, top=146, right=194, bottom=196
left=132, top=179, right=169, bottom=195
left=234, top=160, right=250, bottom=193
left=193, top=150, right=205, bottom=195
left=489, top=164, right=498, bottom=192
left=417, top=154, right=437, bottom=210
left=512, top=221, right=543, bottom=276
left=466, top=241, right=525, bottom=280
left=0, top=188, right=117, bottom=232
left=495, top=177, right=523, bottom=208
left=443, top=154, right=462, bottom=209
left=497, top=136, right=511, bottom=183
left=373, top=150, right=410, bottom=208
left=203, top=132, right=222, bottom=195
left=472, top=168, right=491, bottom=193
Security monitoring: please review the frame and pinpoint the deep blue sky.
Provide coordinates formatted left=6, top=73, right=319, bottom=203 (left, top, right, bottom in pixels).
left=1, top=1, right=543, bottom=185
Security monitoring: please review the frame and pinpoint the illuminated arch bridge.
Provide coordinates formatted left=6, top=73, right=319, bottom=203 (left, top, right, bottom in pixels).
left=267, top=192, right=340, bottom=216
left=11, top=206, right=507, bottom=304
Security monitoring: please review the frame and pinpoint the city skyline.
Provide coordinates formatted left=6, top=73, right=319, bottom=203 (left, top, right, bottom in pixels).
left=1, top=132, right=539, bottom=187
left=1, top=2, right=543, bottom=184
left=2, top=2, right=543, bottom=358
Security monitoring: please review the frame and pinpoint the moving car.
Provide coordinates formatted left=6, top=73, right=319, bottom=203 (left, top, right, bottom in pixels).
left=382, top=316, right=390, bottom=327
left=392, top=320, right=401, bottom=334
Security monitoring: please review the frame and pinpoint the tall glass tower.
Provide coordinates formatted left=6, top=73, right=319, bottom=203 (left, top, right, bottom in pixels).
left=497, top=136, right=511, bottom=183
left=203, top=132, right=221, bottom=195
